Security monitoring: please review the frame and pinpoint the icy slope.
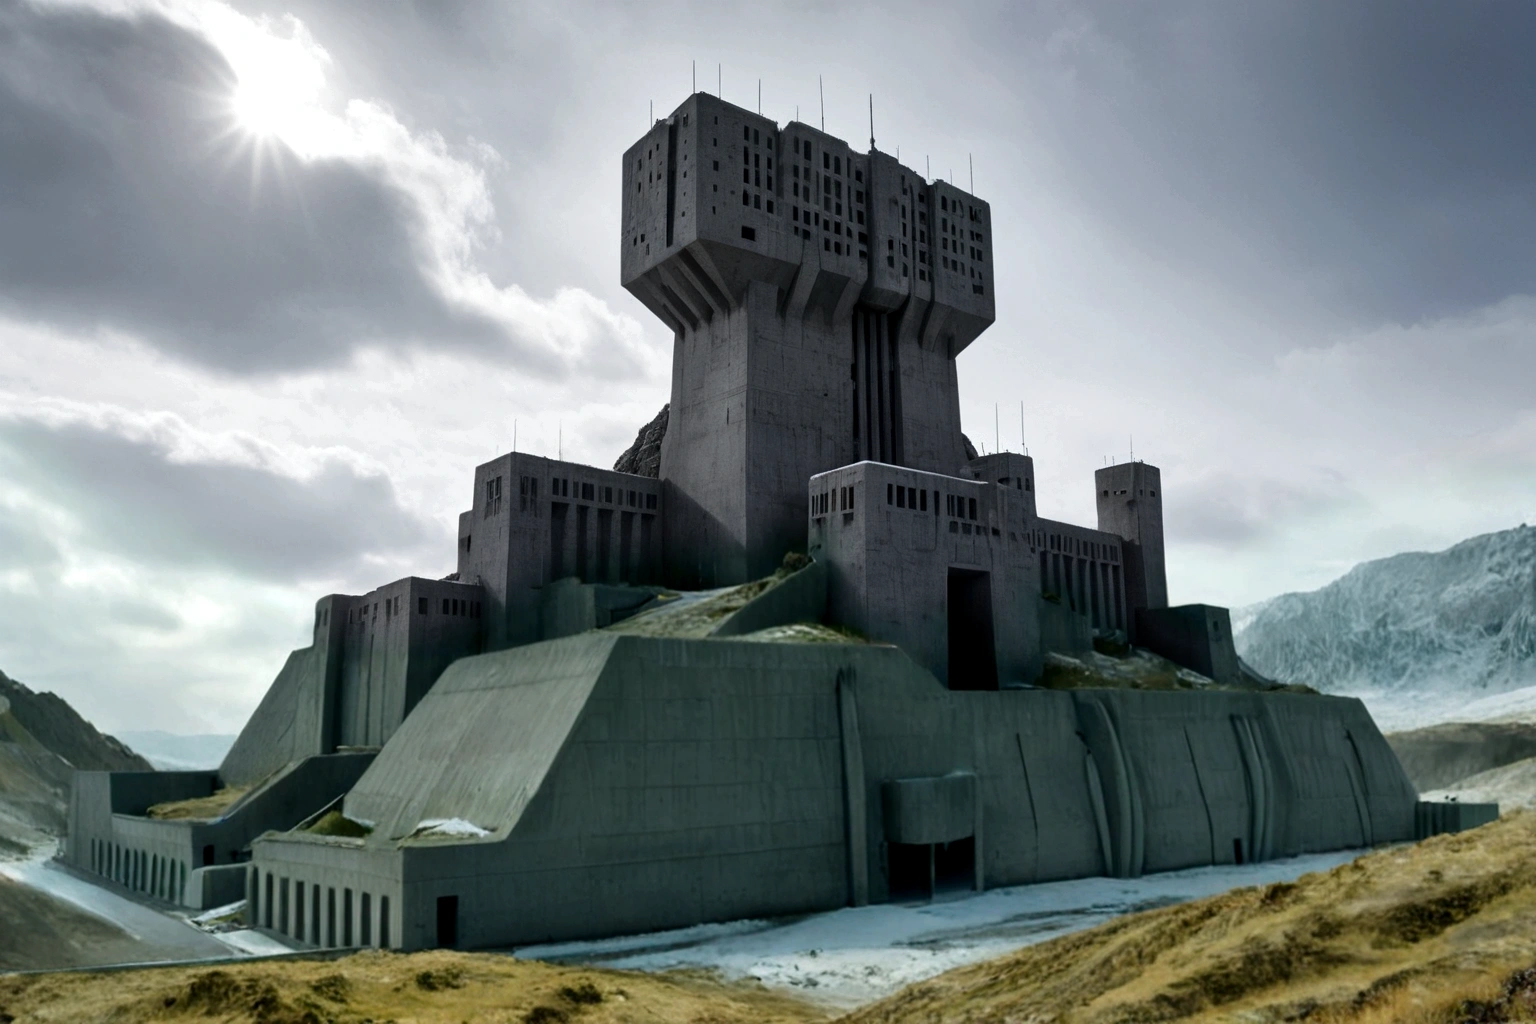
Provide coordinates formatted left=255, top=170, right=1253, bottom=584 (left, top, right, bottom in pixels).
left=1234, top=524, right=1536, bottom=730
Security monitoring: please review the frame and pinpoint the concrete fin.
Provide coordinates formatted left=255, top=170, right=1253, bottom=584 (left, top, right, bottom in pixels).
left=1082, top=750, right=1114, bottom=878
left=677, top=247, right=730, bottom=316
left=1182, top=725, right=1219, bottom=866
left=836, top=670, right=869, bottom=907
left=656, top=261, right=711, bottom=326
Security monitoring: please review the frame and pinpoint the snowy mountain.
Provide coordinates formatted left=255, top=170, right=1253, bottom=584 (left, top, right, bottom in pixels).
left=1233, top=524, right=1536, bottom=731
left=115, top=731, right=235, bottom=771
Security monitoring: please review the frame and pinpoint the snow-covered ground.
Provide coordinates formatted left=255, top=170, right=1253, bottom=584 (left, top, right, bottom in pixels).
left=518, top=849, right=1363, bottom=1009
left=0, top=845, right=299, bottom=963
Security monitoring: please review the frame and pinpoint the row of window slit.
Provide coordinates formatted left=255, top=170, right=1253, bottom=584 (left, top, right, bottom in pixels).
left=91, top=838, right=187, bottom=903
left=809, top=472, right=1127, bottom=632
left=485, top=474, right=658, bottom=519
left=343, top=594, right=481, bottom=624
left=251, top=868, right=391, bottom=950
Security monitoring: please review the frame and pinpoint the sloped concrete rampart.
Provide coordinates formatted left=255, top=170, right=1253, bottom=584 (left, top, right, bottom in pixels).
left=250, top=634, right=1421, bottom=952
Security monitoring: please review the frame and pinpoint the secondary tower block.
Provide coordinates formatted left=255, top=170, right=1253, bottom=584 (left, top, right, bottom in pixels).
left=1095, top=461, right=1168, bottom=627
left=622, top=92, right=996, bottom=586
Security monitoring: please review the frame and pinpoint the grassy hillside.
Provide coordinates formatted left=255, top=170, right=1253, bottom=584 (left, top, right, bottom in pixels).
left=0, top=875, right=149, bottom=972
left=8, top=818, right=1536, bottom=1022
left=844, top=813, right=1536, bottom=1024
left=0, top=950, right=824, bottom=1024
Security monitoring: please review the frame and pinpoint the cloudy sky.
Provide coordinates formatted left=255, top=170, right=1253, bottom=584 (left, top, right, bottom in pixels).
left=1, top=0, right=1532, bottom=734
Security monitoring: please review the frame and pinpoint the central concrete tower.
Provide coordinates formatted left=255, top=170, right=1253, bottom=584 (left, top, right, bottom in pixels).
left=622, top=92, right=997, bottom=586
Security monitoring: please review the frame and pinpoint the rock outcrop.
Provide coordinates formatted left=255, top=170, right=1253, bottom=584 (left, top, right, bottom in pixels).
left=0, top=670, right=151, bottom=851
left=613, top=404, right=668, bottom=478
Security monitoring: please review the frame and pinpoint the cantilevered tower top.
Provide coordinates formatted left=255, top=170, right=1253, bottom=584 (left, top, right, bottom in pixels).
left=621, top=92, right=995, bottom=356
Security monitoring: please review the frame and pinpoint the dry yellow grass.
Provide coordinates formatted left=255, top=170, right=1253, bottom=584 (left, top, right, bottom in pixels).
left=844, top=811, right=1536, bottom=1024
left=11, top=817, right=1536, bottom=1023
left=146, top=785, right=249, bottom=821
left=0, top=949, right=826, bottom=1024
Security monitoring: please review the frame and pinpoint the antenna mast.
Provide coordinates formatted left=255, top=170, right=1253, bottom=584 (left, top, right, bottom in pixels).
left=868, top=94, right=875, bottom=149
left=692, top=60, right=695, bottom=94
left=819, top=75, right=825, bottom=132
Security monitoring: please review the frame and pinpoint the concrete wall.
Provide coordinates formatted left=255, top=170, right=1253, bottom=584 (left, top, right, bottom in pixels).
left=220, top=580, right=481, bottom=789
left=811, top=461, right=1043, bottom=687
left=1096, top=462, right=1168, bottom=626
left=1039, top=597, right=1093, bottom=656
left=710, top=558, right=828, bottom=637
left=220, top=646, right=327, bottom=787
left=1415, top=801, right=1500, bottom=838
left=337, top=578, right=483, bottom=750
left=1034, top=516, right=1129, bottom=637
left=65, top=754, right=375, bottom=907
left=1137, top=605, right=1240, bottom=684
left=249, top=634, right=1419, bottom=952
left=540, top=579, right=666, bottom=640
left=67, top=771, right=213, bottom=904
left=456, top=452, right=662, bottom=649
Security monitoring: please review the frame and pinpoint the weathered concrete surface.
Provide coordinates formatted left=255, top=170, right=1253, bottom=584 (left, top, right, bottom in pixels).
left=1136, top=604, right=1240, bottom=685
left=248, top=633, right=1418, bottom=952
left=539, top=578, right=668, bottom=640
left=711, top=559, right=828, bottom=637
left=64, top=753, right=374, bottom=907
left=1415, top=800, right=1499, bottom=839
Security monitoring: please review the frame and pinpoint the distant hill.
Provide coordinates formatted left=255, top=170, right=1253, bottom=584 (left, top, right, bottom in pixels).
left=1234, top=524, right=1536, bottom=730
left=0, top=670, right=151, bottom=854
left=116, top=731, right=235, bottom=771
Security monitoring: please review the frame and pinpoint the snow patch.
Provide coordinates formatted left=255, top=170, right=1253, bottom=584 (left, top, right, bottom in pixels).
left=517, top=850, right=1362, bottom=1009
left=190, top=899, right=245, bottom=925
left=409, top=817, right=490, bottom=839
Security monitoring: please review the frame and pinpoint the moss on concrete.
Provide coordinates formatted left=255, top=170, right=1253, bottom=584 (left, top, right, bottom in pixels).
left=304, top=810, right=372, bottom=838
left=146, top=786, right=249, bottom=821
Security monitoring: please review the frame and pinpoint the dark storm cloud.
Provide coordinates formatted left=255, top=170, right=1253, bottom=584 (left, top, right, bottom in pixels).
left=0, top=3, right=520, bottom=374
left=0, top=415, right=433, bottom=581
left=1011, top=1, right=1536, bottom=325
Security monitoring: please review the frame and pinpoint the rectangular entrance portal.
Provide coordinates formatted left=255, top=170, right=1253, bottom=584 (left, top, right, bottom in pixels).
left=947, top=568, right=998, bottom=689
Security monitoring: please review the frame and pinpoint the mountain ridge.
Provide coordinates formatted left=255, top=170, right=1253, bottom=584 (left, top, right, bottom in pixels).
left=1234, top=524, right=1536, bottom=729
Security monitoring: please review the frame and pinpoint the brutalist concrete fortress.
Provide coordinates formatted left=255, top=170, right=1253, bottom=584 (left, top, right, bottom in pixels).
left=67, top=92, right=1493, bottom=951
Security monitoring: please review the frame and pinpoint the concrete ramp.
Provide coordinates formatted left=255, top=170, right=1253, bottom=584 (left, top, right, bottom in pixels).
left=343, top=633, right=620, bottom=842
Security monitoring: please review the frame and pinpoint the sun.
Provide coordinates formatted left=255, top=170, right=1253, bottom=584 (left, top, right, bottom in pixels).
left=230, top=77, right=306, bottom=139
left=200, top=9, right=333, bottom=152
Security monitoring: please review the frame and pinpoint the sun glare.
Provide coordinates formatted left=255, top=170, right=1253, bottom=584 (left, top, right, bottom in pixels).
left=197, top=7, right=333, bottom=154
